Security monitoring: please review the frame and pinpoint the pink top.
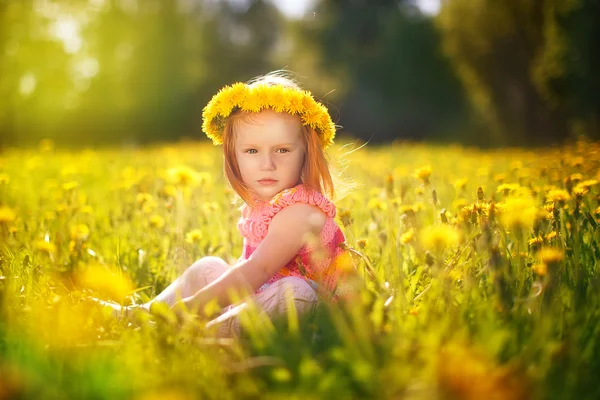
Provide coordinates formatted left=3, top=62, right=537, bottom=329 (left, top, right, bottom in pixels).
left=237, top=183, right=349, bottom=298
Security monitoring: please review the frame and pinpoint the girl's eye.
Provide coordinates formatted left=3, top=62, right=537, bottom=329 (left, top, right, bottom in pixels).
left=276, top=148, right=290, bottom=153
left=245, top=149, right=257, bottom=154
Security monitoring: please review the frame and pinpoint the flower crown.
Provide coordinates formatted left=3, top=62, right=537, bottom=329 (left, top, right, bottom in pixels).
left=202, top=82, right=336, bottom=148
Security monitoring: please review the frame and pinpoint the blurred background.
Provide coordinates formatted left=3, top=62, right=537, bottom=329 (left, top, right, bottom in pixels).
left=0, top=0, right=598, bottom=148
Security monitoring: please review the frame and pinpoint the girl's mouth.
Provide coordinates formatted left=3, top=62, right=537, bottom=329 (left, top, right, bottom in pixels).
left=258, top=179, right=278, bottom=186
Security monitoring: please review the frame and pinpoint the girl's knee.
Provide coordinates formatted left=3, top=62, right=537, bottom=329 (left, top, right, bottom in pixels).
left=188, top=256, right=228, bottom=272
left=183, top=256, right=228, bottom=284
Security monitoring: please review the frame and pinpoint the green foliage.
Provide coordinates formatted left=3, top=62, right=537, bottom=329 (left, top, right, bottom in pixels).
left=0, top=0, right=283, bottom=147
left=436, top=0, right=599, bottom=146
left=295, top=0, right=468, bottom=143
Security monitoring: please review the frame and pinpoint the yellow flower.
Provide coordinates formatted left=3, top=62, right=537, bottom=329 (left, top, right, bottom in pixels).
left=267, top=85, right=287, bottom=113
left=528, top=236, right=544, bottom=246
left=547, top=189, right=570, bottom=204
left=0, top=206, right=16, bottom=224
left=496, top=183, right=520, bottom=196
left=136, top=193, right=153, bottom=206
left=493, top=173, right=506, bottom=183
left=531, top=263, right=547, bottom=276
left=414, top=165, right=432, bottom=184
left=76, top=263, right=133, bottom=303
left=400, top=228, right=415, bottom=244
left=355, top=239, right=368, bottom=249
left=538, top=247, right=564, bottom=264
left=499, top=194, right=538, bottom=230
left=185, top=229, right=203, bottom=244
left=419, top=225, right=461, bottom=251
left=166, top=166, right=199, bottom=187
left=545, top=231, right=557, bottom=241
left=338, top=209, right=353, bottom=227
left=368, top=197, right=387, bottom=211
left=34, top=240, right=57, bottom=255
left=149, top=215, right=165, bottom=229
left=569, top=173, right=583, bottom=183
left=62, top=181, right=79, bottom=191
left=453, top=178, right=468, bottom=191
left=70, top=224, right=90, bottom=241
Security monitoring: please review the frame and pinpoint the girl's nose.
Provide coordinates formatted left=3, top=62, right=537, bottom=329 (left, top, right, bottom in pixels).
left=261, top=153, right=276, bottom=170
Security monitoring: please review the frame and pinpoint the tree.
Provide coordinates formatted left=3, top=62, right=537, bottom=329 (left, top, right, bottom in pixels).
left=293, top=0, right=469, bottom=143
left=436, top=0, right=598, bottom=145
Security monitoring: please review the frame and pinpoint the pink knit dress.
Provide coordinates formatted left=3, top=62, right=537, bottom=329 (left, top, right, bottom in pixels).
left=237, top=183, right=350, bottom=299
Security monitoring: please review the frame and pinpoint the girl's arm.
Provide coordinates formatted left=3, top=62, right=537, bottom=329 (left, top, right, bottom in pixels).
left=180, top=203, right=326, bottom=314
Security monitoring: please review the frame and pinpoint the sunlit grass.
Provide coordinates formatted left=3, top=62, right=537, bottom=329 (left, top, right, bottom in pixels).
left=1, top=139, right=600, bottom=399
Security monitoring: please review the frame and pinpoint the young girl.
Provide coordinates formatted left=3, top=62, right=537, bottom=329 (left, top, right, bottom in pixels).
left=101, top=73, right=354, bottom=337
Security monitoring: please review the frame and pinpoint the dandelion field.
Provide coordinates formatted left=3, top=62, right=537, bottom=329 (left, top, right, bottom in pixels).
left=1, top=139, right=600, bottom=399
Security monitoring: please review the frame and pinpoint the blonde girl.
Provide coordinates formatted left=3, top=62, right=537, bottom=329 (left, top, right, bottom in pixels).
left=103, top=72, right=354, bottom=337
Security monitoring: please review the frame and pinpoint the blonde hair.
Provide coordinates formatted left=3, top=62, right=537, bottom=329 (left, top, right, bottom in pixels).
left=222, top=73, right=334, bottom=207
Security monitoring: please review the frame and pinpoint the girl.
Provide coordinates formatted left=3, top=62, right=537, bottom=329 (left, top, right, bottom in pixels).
left=101, top=72, right=354, bottom=337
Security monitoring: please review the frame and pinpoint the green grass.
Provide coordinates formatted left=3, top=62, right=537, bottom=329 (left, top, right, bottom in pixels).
left=1, top=139, right=599, bottom=399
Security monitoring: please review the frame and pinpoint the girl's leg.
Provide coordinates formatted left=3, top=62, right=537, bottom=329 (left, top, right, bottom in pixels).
left=96, top=256, right=229, bottom=316
left=208, top=276, right=318, bottom=337
left=147, top=256, right=229, bottom=308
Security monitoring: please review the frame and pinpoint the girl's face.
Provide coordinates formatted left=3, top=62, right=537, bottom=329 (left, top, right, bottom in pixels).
left=234, top=110, right=306, bottom=201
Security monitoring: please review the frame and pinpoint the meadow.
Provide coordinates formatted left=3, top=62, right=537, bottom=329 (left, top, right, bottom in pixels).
left=1, top=139, right=599, bottom=399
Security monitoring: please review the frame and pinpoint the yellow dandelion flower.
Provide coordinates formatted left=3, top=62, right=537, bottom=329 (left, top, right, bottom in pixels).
left=81, top=205, right=93, bottom=214
left=578, top=179, right=598, bottom=189
left=531, top=263, right=547, bottom=276
left=76, top=263, right=133, bottom=302
left=355, top=239, right=368, bottom=249
left=400, top=228, right=415, bottom=244
left=62, top=181, right=79, bottom=191
left=414, top=165, right=432, bottom=184
left=493, top=173, right=506, bottom=183
left=136, top=193, right=153, bottom=206
left=267, top=85, right=287, bottom=113
left=34, top=240, right=57, bottom=254
left=573, top=185, right=588, bottom=197
left=509, top=160, right=523, bottom=170
left=166, top=165, right=199, bottom=187
left=569, top=173, right=583, bottom=183
left=285, top=90, right=304, bottom=114
left=368, top=197, right=388, bottom=211
left=453, top=178, right=468, bottom=191
left=70, top=224, right=90, bottom=241
left=419, top=225, right=461, bottom=252
left=227, top=82, right=247, bottom=106
left=161, top=184, right=177, bottom=199
left=0, top=173, right=9, bottom=185
left=547, top=189, right=570, bottom=204
left=528, top=236, right=544, bottom=247
left=538, top=247, right=564, bottom=264
left=185, top=229, right=203, bottom=244
left=496, top=183, right=520, bottom=196
left=241, top=88, right=263, bottom=112
left=338, top=209, right=353, bottom=227
left=499, top=194, right=538, bottom=230
left=569, top=156, right=584, bottom=168
left=0, top=206, right=16, bottom=224
left=149, top=215, right=165, bottom=229
left=545, top=231, right=557, bottom=240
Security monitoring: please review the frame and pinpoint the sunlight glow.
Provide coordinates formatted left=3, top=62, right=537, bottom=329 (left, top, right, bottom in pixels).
left=19, top=73, right=37, bottom=96
left=51, top=17, right=83, bottom=54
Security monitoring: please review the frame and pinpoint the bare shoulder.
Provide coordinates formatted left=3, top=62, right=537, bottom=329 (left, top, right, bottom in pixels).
left=270, top=203, right=327, bottom=234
